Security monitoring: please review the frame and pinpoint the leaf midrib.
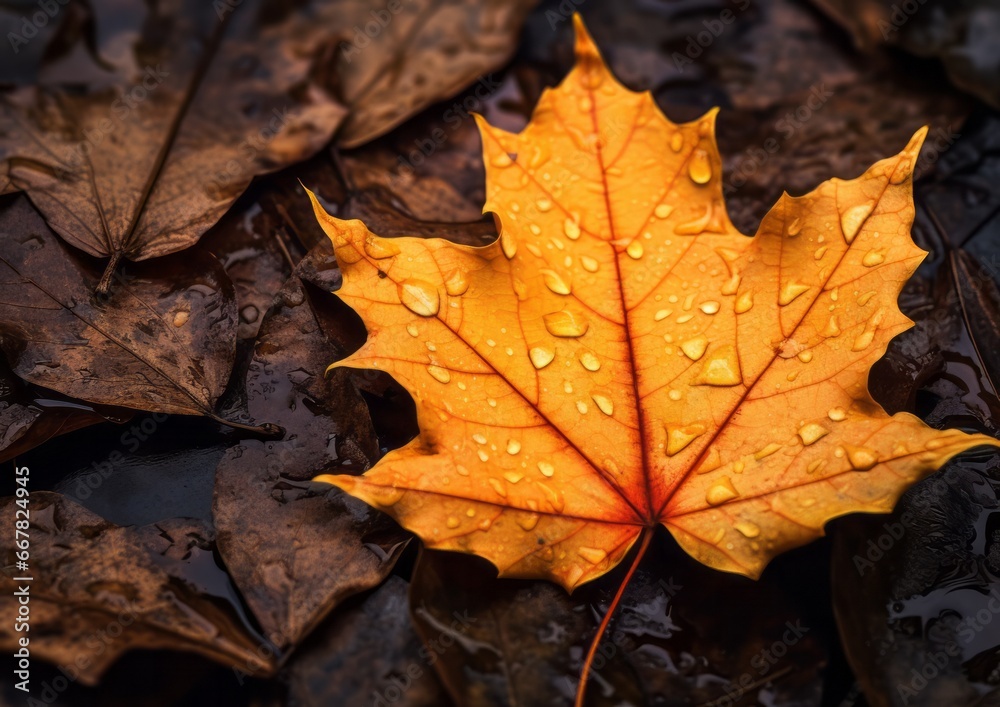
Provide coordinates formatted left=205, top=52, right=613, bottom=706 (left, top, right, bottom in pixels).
left=115, top=9, right=238, bottom=258
left=582, top=78, right=657, bottom=524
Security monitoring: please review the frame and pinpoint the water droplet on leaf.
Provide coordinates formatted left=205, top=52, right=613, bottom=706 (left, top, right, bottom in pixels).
left=398, top=280, right=440, bottom=317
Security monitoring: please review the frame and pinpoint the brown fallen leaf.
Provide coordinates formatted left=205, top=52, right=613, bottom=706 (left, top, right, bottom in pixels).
left=331, top=0, right=538, bottom=148
left=0, top=492, right=273, bottom=685
left=0, top=0, right=536, bottom=292
left=0, top=359, right=133, bottom=464
left=213, top=242, right=409, bottom=650
left=0, top=196, right=269, bottom=430
left=251, top=147, right=498, bottom=259
left=199, top=192, right=303, bottom=346
left=832, top=453, right=1000, bottom=707
left=0, top=0, right=343, bottom=292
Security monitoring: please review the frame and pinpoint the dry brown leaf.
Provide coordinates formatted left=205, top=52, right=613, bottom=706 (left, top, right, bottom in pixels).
left=0, top=0, right=535, bottom=291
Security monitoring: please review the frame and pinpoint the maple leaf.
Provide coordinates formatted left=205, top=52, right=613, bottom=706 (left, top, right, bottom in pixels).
left=310, top=17, right=999, bottom=591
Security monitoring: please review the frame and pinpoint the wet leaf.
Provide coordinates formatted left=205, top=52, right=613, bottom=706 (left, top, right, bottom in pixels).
left=213, top=243, right=409, bottom=650
left=253, top=150, right=497, bottom=258
left=331, top=0, right=538, bottom=148
left=0, top=0, right=342, bottom=290
left=0, top=359, right=132, bottom=463
left=200, top=191, right=302, bottom=346
left=0, top=0, right=536, bottom=291
left=286, top=576, right=450, bottom=707
left=0, top=492, right=272, bottom=685
left=0, top=195, right=240, bottom=420
left=310, top=18, right=998, bottom=590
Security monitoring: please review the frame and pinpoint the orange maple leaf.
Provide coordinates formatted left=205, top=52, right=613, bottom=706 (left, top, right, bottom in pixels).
left=310, top=18, right=998, bottom=594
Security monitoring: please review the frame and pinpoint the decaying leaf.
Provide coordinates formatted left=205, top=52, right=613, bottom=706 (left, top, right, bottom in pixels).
left=0, top=492, right=273, bottom=685
left=0, top=0, right=536, bottom=291
left=199, top=192, right=303, bottom=346
left=0, top=196, right=245, bottom=422
left=832, top=454, right=1000, bottom=707
left=332, top=0, right=538, bottom=148
left=0, top=0, right=343, bottom=291
left=0, top=360, right=132, bottom=463
left=307, top=17, right=999, bottom=591
left=213, top=242, right=409, bottom=650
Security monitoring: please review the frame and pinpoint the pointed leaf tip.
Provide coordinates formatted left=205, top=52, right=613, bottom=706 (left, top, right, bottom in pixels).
left=907, top=125, right=930, bottom=155
left=572, top=14, right=601, bottom=62
left=315, top=473, right=355, bottom=492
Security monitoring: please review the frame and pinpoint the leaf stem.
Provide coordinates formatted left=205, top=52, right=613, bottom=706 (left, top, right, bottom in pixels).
left=209, top=414, right=284, bottom=438
left=96, top=250, right=123, bottom=296
left=574, top=526, right=654, bottom=707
